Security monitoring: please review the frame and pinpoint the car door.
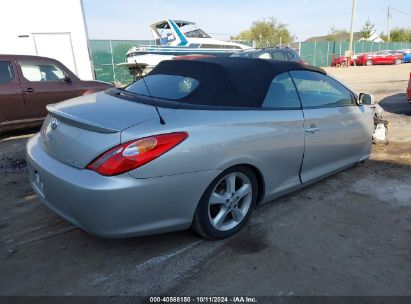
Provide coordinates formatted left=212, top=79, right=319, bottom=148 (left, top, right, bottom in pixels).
left=0, top=60, right=27, bottom=126
left=17, top=59, right=82, bottom=119
left=290, top=70, right=372, bottom=183
left=261, top=72, right=305, bottom=193
left=378, top=52, right=390, bottom=64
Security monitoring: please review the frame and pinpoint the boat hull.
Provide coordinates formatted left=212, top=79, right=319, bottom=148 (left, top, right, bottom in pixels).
left=126, top=47, right=238, bottom=67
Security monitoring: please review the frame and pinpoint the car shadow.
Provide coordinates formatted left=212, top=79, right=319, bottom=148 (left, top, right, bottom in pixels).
left=379, top=93, right=411, bottom=116
left=1, top=126, right=41, bottom=139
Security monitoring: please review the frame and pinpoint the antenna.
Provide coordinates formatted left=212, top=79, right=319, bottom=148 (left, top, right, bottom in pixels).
left=136, top=62, right=166, bottom=125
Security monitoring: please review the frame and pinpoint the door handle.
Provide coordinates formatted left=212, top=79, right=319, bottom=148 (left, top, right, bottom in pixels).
left=305, top=125, right=319, bottom=133
left=22, top=88, right=35, bottom=94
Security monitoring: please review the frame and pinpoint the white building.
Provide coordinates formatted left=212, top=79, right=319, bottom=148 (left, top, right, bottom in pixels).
left=359, top=33, right=384, bottom=43
left=0, top=0, right=94, bottom=80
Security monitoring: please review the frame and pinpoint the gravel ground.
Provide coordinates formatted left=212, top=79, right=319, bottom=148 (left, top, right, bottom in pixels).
left=0, top=64, right=410, bottom=297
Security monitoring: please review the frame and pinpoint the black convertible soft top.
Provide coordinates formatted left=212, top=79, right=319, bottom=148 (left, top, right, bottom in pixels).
left=149, top=57, right=326, bottom=108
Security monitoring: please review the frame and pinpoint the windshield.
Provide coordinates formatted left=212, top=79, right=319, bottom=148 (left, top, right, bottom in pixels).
left=181, top=24, right=211, bottom=38
left=126, top=74, right=199, bottom=100
left=185, top=29, right=210, bottom=38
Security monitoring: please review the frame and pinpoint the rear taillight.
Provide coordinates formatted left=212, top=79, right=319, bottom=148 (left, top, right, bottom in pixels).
left=300, top=59, right=306, bottom=65
left=86, top=132, right=188, bottom=176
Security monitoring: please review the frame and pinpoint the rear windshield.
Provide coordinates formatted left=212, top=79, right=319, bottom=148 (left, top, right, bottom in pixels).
left=126, top=74, right=199, bottom=100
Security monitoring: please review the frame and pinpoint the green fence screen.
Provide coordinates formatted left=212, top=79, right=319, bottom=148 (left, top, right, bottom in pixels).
left=89, top=39, right=411, bottom=84
left=300, top=41, right=411, bottom=66
left=89, top=39, right=153, bottom=84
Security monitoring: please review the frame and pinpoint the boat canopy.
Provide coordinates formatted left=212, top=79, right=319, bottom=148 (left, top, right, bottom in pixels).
left=152, top=20, right=195, bottom=29
left=151, top=19, right=211, bottom=43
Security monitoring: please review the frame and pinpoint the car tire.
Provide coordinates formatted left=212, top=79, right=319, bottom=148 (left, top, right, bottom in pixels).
left=192, top=166, right=258, bottom=240
left=395, top=58, right=402, bottom=65
left=366, top=59, right=373, bottom=66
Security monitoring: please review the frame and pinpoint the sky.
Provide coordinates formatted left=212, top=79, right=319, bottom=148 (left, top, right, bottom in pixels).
left=83, top=0, right=411, bottom=41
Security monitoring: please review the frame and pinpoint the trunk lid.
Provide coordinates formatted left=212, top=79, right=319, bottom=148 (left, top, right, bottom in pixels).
left=40, top=91, right=171, bottom=169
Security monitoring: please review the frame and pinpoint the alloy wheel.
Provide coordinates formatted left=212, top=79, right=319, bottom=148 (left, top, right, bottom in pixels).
left=207, top=172, right=253, bottom=231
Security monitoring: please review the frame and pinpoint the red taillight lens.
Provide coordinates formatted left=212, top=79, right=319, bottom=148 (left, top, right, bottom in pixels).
left=86, top=132, right=188, bottom=176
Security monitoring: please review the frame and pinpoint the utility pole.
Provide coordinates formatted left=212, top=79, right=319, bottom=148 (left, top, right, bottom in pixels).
left=348, top=0, right=356, bottom=67
left=387, top=5, right=391, bottom=42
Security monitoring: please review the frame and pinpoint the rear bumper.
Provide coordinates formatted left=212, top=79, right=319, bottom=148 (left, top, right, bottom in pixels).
left=26, top=133, right=221, bottom=238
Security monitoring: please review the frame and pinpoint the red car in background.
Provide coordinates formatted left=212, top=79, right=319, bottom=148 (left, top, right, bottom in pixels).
left=407, top=72, right=411, bottom=102
left=331, top=55, right=355, bottom=67
left=356, top=51, right=403, bottom=66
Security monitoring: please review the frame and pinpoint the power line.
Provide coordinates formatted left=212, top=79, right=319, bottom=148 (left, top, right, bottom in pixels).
left=390, top=7, right=411, bottom=17
left=374, top=16, right=411, bottom=26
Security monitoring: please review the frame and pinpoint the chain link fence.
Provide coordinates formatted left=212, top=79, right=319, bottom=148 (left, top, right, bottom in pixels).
left=89, top=39, right=411, bottom=84
left=299, top=41, right=411, bottom=66
left=89, top=39, right=153, bottom=84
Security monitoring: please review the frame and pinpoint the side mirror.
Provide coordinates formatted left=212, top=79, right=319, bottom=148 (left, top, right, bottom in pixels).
left=63, top=75, right=72, bottom=83
left=358, top=93, right=374, bottom=105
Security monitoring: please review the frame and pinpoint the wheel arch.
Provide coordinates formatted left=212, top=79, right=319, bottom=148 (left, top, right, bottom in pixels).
left=218, top=162, right=266, bottom=204
left=242, top=164, right=265, bottom=204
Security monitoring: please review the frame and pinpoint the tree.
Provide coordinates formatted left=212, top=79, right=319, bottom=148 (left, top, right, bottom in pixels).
left=360, top=19, right=375, bottom=39
left=231, top=30, right=252, bottom=42
left=231, top=17, right=294, bottom=48
left=326, top=25, right=349, bottom=41
left=381, top=28, right=411, bottom=42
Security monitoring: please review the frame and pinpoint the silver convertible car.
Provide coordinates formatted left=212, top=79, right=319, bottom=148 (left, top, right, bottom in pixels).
left=26, top=58, right=374, bottom=239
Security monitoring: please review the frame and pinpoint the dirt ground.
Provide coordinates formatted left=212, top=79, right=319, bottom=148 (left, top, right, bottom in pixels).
left=0, top=64, right=410, bottom=297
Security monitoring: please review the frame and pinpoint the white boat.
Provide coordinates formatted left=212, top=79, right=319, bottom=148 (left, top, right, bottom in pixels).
left=125, top=19, right=251, bottom=68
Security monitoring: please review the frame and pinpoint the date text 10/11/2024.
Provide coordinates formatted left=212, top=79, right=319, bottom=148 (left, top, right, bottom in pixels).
left=149, top=296, right=258, bottom=303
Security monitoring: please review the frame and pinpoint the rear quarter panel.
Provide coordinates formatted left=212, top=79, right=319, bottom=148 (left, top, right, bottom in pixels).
left=121, top=109, right=306, bottom=196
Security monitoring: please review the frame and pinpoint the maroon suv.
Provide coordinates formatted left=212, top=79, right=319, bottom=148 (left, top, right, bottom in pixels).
left=0, top=54, right=113, bottom=132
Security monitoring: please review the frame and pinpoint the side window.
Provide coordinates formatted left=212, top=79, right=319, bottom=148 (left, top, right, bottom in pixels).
left=262, top=72, right=301, bottom=109
left=258, top=52, right=271, bottom=59
left=20, top=61, right=65, bottom=82
left=0, top=61, right=14, bottom=84
left=286, top=51, right=297, bottom=61
left=232, top=52, right=253, bottom=58
left=290, top=71, right=354, bottom=108
left=270, top=51, right=286, bottom=60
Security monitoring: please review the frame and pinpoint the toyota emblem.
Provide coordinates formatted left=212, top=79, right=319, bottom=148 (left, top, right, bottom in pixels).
left=50, top=117, right=59, bottom=130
